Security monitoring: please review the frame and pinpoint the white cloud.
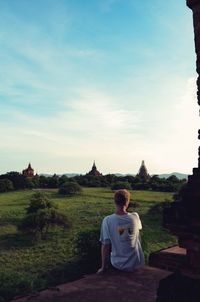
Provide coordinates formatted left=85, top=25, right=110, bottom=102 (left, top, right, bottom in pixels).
left=0, top=1, right=197, bottom=175
left=66, top=88, right=141, bottom=133
left=0, top=86, right=143, bottom=173
left=146, top=76, right=199, bottom=174
left=1, top=77, right=199, bottom=175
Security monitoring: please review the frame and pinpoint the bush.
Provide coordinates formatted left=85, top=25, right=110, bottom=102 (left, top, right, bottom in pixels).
left=27, top=192, right=55, bottom=214
left=20, top=209, right=69, bottom=239
left=0, top=271, right=35, bottom=302
left=131, top=182, right=150, bottom=190
left=111, top=181, right=132, bottom=190
left=58, top=182, right=82, bottom=196
left=173, top=183, right=188, bottom=201
left=19, top=192, right=70, bottom=239
left=72, top=228, right=101, bottom=273
left=128, top=201, right=140, bottom=209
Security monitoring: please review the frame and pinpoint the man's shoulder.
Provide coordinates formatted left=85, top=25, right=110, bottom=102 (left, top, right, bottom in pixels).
left=104, top=213, right=115, bottom=219
left=103, top=213, right=115, bottom=223
left=127, top=212, right=141, bottom=223
left=128, top=212, right=140, bottom=218
left=128, top=212, right=142, bottom=229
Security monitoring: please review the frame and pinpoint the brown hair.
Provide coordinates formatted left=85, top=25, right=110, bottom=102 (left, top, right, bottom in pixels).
left=114, top=189, right=130, bottom=207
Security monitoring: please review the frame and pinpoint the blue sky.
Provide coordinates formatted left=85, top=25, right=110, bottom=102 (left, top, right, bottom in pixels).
left=0, top=0, right=199, bottom=175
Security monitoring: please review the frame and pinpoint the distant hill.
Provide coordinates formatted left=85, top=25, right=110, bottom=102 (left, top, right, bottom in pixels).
left=63, top=173, right=81, bottom=177
left=40, top=172, right=188, bottom=180
left=158, top=172, right=188, bottom=180
left=118, top=172, right=188, bottom=179
left=40, top=173, right=81, bottom=177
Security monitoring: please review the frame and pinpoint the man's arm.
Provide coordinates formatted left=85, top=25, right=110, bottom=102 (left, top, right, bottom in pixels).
left=97, top=243, right=111, bottom=274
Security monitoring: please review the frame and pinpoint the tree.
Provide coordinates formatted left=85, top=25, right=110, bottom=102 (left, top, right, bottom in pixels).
left=38, top=175, right=48, bottom=188
left=148, top=175, right=163, bottom=191
left=0, top=179, right=13, bottom=192
left=166, top=175, right=180, bottom=183
left=59, top=175, right=69, bottom=186
left=1, top=172, right=26, bottom=190
left=19, top=192, right=70, bottom=239
left=104, top=174, right=117, bottom=184
left=58, top=182, right=82, bottom=196
left=25, top=178, right=36, bottom=189
left=47, top=174, right=59, bottom=188
left=111, top=181, right=132, bottom=190
left=27, top=192, right=54, bottom=213
left=32, top=175, right=40, bottom=188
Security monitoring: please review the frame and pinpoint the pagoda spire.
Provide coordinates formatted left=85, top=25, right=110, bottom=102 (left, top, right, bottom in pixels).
left=22, top=163, right=34, bottom=177
left=92, top=160, right=96, bottom=169
left=86, top=161, right=102, bottom=176
left=137, top=160, right=150, bottom=181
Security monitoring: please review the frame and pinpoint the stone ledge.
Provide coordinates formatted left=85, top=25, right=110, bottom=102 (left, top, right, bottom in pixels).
left=149, top=245, right=187, bottom=272
left=12, top=266, right=171, bottom=302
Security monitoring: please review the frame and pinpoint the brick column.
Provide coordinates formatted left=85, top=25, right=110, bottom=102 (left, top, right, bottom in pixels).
left=161, top=0, right=200, bottom=274
left=156, top=1, right=200, bottom=300
left=187, top=0, right=200, bottom=165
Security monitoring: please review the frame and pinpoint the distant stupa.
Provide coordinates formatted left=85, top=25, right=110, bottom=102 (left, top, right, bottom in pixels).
left=22, top=163, right=34, bottom=177
left=137, top=160, right=150, bottom=182
left=87, top=161, right=102, bottom=176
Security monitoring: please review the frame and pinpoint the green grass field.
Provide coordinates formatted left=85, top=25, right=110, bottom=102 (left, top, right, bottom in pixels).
left=0, top=188, right=176, bottom=301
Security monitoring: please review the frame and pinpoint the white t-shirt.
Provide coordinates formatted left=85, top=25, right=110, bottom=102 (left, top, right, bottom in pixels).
left=100, top=212, right=144, bottom=271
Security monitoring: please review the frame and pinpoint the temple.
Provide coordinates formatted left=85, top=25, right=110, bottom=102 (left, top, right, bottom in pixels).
left=86, top=161, right=102, bottom=176
left=137, top=160, right=150, bottom=181
left=22, top=163, right=34, bottom=177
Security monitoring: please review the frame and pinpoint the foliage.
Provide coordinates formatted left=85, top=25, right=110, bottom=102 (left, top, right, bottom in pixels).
left=149, top=175, right=186, bottom=192
left=47, top=174, right=59, bottom=188
left=59, top=175, right=69, bottom=186
left=0, top=172, right=26, bottom=190
left=0, top=272, right=26, bottom=302
left=27, top=192, right=55, bottom=214
left=25, top=178, right=35, bottom=189
left=58, top=182, right=82, bottom=196
left=132, top=182, right=150, bottom=190
left=0, top=179, right=13, bottom=193
left=19, top=192, right=70, bottom=239
left=0, top=171, right=187, bottom=193
left=39, top=175, right=48, bottom=188
left=128, top=201, right=140, bottom=209
left=0, top=270, right=39, bottom=302
left=20, top=208, right=69, bottom=239
left=173, top=182, right=188, bottom=201
left=111, top=181, right=132, bottom=190
left=72, top=228, right=101, bottom=272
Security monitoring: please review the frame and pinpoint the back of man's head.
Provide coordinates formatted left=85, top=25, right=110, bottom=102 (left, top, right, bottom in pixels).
left=114, top=189, right=130, bottom=207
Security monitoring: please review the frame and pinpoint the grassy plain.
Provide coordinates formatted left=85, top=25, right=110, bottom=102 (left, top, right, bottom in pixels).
left=0, top=188, right=176, bottom=300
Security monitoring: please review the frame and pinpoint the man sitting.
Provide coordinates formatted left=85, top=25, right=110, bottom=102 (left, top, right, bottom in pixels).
left=97, top=189, right=144, bottom=273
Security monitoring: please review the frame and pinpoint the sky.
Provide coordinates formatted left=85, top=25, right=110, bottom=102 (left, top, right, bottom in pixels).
left=0, top=0, right=199, bottom=175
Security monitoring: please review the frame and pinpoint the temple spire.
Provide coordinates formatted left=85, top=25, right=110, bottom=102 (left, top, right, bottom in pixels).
left=92, top=160, right=96, bottom=169
left=137, top=160, right=150, bottom=182
left=86, top=161, right=102, bottom=176
left=22, top=163, right=34, bottom=177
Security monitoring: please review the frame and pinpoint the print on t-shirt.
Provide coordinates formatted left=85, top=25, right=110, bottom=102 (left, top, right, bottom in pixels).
left=117, top=223, right=133, bottom=241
